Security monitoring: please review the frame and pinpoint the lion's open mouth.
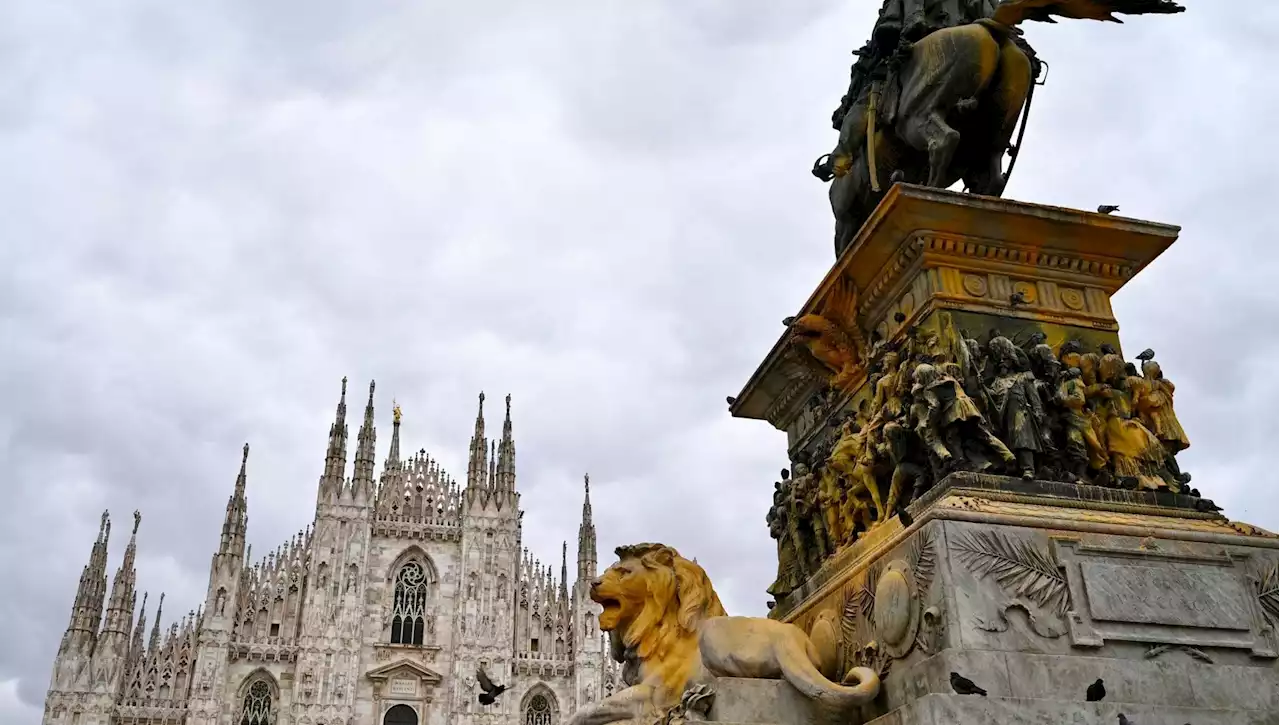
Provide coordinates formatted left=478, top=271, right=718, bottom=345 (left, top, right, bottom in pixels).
left=596, top=597, right=622, bottom=631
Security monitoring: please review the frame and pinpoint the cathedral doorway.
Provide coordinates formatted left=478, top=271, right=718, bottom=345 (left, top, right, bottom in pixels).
left=383, top=704, right=418, bottom=725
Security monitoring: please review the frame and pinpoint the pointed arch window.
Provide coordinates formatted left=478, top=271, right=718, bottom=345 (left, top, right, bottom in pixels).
left=524, top=694, right=552, bottom=725
left=391, top=562, right=429, bottom=645
left=239, top=680, right=273, bottom=725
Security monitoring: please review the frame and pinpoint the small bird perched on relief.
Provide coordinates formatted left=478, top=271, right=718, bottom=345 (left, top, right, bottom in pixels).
left=949, top=671, right=987, bottom=696
left=1097, top=204, right=1120, bottom=214
left=1086, top=678, right=1106, bottom=701
left=1117, top=714, right=1134, bottom=725
left=476, top=666, right=506, bottom=705
left=1009, top=290, right=1031, bottom=307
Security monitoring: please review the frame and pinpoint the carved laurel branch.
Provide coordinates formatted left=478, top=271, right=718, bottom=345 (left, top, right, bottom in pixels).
left=840, top=558, right=881, bottom=675
left=1254, top=558, right=1278, bottom=629
left=908, top=526, right=936, bottom=595
left=951, top=531, right=1069, bottom=617
left=837, top=528, right=939, bottom=674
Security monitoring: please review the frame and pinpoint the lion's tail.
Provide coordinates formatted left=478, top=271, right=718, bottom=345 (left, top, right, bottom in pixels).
left=776, top=634, right=880, bottom=709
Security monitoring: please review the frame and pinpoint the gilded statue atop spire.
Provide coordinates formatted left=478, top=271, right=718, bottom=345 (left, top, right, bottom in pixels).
left=393, top=399, right=402, bottom=423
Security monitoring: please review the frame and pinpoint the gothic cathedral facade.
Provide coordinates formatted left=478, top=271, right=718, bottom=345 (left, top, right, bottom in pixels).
left=42, top=380, right=619, bottom=725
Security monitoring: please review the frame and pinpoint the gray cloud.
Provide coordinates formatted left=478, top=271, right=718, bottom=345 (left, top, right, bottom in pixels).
left=1, top=1, right=1276, bottom=722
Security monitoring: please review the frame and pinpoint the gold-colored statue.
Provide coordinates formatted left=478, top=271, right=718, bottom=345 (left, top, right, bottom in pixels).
left=1054, top=367, right=1096, bottom=482
left=1133, top=350, right=1190, bottom=484
left=566, top=544, right=879, bottom=725
left=765, top=481, right=798, bottom=599
left=786, top=275, right=867, bottom=393
left=1093, top=354, right=1170, bottom=490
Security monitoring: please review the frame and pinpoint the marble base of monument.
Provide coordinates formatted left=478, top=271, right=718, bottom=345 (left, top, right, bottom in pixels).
left=747, top=474, right=1279, bottom=725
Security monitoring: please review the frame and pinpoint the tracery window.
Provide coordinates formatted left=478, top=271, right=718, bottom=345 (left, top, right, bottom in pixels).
left=524, top=694, right=552, bottom=725
left=239, top=681, right=273, bottom=725
left=390, top=562, right=429, bottom=645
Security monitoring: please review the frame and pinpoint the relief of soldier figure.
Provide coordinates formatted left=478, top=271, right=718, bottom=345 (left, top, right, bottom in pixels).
left=765, top=329, right=1197, bottom=600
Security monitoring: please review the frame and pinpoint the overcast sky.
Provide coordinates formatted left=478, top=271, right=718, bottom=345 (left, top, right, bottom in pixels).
left=1, top=1, right=1276, bottom=722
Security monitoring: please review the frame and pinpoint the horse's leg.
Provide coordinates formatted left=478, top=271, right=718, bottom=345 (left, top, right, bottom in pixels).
left=965, top=36, right=1032, bottom=196
left=898, top=109, right=961, bottom=189
left=963, top=151, right=1007, bottom=197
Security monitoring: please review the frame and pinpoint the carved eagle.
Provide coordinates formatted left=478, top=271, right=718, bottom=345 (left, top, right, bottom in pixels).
left=991, top=0, right=1185, bottom=26
left=785, top=274, right=868, bottom=393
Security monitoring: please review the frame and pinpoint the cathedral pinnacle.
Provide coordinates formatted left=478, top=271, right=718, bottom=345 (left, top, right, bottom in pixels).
left=466, top=392, right=488, bottom=490
left=495, top=393, right=516, bottom=492
left=353, top=379, right=378, bottom=494
left=560, top=541, right=569, bottom=604
left=102, top=513, right=141, bottom=638
left=220, top=444, right=250, bottom=560
left=387, top=398, right=402, bottom=468
left=320, top=376, right=350, bottom=500
left=62, top=510, right=112, bottom=651
left=577, top=474, right=598, bottom=584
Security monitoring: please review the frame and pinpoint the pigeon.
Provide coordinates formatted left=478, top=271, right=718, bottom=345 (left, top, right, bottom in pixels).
left=476, top=666, right=507, bottom=705
left=1136, top=348, right=1155, bottom=362
left=1117, top=714, right=1133, bottom=725
left=726, top=395, right=737, bottom=406
left=1097, top=205, right=1120, bottom=214
left=893, top=311, right=907, bottom=323
left=780, top=468, right=791, bottom=481
left=1187, top=487, right=1202, bottom=498
left=898, top=509, right=914, bottom=528
left=782, top=316, right=797, bottom=327
left=1009, top=290, right=1031, bottom=307
left=1195, top=498, right=1223, bottom=513
left=949, top=672, right=987, bottom=696
left=1086, top=678, right=1106, bottom=702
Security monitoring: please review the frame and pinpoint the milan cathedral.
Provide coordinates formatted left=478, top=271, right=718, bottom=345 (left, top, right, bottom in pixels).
left=42, top=379, right=619, bottom=725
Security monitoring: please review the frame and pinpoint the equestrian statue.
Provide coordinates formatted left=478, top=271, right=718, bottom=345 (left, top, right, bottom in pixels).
left=814, top=0, right=1185, bottom=256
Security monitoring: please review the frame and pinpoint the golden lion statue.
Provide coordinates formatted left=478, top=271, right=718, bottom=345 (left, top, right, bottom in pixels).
left=567, top=543, right=880, bottom=725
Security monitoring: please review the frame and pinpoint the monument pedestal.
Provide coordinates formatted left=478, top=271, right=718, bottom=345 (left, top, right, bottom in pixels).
left=727, top=186, right=1279, bottom=723
left=732, top=477, right=1278, bottom=725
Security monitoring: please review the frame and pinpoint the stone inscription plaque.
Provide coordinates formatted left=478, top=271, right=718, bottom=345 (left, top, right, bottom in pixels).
left=1081, top=561, right=1252, bottom=630
left=390, top=678, right=418, bottom=696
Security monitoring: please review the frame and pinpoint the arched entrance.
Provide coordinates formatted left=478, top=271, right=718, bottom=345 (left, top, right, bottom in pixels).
left=383, top=704, right=418, bottom=725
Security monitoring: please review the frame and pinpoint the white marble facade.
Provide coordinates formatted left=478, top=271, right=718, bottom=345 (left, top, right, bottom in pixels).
left=42, top=381, right=618, bottom=725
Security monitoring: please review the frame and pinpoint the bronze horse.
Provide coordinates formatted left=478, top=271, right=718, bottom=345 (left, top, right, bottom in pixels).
left=817, top=0, right=1185, bottom=256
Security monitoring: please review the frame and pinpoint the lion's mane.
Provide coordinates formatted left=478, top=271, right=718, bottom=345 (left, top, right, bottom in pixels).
left=611, top=544, right=726, bottom=692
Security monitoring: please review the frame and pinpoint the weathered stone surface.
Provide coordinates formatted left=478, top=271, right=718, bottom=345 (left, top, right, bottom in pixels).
left=707, top=678, right=814, bottom=725
left=866, top=693, right=1274, bottom=725
left=876, top=648, right=1278, bottom=719
left=1080, top=559, right=1252, bottom=630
